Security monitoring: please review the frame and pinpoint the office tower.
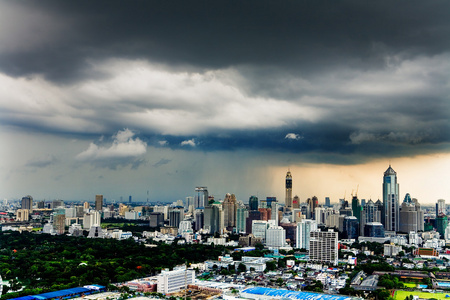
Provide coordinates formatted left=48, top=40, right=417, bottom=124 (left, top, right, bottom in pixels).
left=236, top=207, right=248, bottom=233
left=149, top=212, right=164, bottom=227
left=169, top=210, right=182, bottom=228
left=223, top=193, right=237, bottom=229
left=83, top=202, right=90, bottom=210
left=95, top=195, right=103, bottom=211
left=343, top=216, right=359, bottom=239
left=285, top=170, right=293, bottom=208
left=437, top=199, right=446, bottom=216
left=364, top=222, right=385, bottom=237
left=361, top=199, right=381, bottom=234
left=194, top=210, right=204, bottom=231
left=266, top=225, right=286, bottom=248
left=21, top=195, right=33, bottom=211
left=382, top=165, right=400, bottom=232
left=266, top=197, right=277, bottom=209
left=325, top=197, right=331, bottom=207
left=412, top=198, right=424, bottom=231
left=296, top=219, right=318, bottom=250
left=306, top=196, right=319, bottom=219
left=249, top=196, right=259, bottom=211
left=194, top=187, right=208, bottom=208
left=186, top=196, right=194, bottom=212
left=252, top=220, right=270, bottom=242
left=204, top=205, right=220, bottom=234
left=436, top=214, right=448, bottom=238
left=129, top=196, right=132, bottom=203
left=280, top=221, right=297, bottom=245
left=309, top=229, right=338, bottom=265
left=271, top=202, right=280, bottom=225
left=53, top=208, right=66, bottom=235
left=399, top=195, right=419, bottom=233
left=292, top=195, right=300, bottom=209
left=351, top=196, right=362, bottom=224
left=246, top=210, right=261, bottom=234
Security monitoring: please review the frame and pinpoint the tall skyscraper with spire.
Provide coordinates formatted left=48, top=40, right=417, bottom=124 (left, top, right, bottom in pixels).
left=382, top=165, right=399, bottom=232
left=285, top=170, right=293, bottom=208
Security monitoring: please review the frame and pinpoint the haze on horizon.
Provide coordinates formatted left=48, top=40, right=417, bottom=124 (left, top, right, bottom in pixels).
left=0, top=1, right=449, bottom=204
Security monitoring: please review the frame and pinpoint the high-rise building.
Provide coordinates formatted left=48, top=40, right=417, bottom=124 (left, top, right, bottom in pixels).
left=149, top=212, right=164, bottom=227
left=236, top=207, right=248, bottom=233
left=437, top=199, right=446, bottom=216
left=21, top=195, right=33, bottom=211
left=325, top=197, right=331, bottom=207
left=252, top=220, right=270, bottom=242
left=194, top=210, right=204, bottom=231
left=266, top=197, right=277, bottom=209
left=343, top=216, right=359, bottom=239
left=204, top=205, right=221, bottom=234
left=128, top=195, right=132, bottom=203
left=292, top=195, right=300, bottom=209
left=436, top=214, right=448, bottom=238
left=382, top=165, right=399, bottom=232
left=309, top=229, right=338, bottom=265
left=95, top=195, right=103, bottom=211
left=249, top=196, right=259, bottom=211
left=399, top=195, right=419, bottom=233
left=266, top=226, right=286, bottom=248
left=306, top=196, right=319, bottom=219
left=194, top=187, right=208, bottom=209
left=351, top=196, right=362, bottom=226
left=223, top=193, right=237, bottom=229
left=296, top=219, right=317, bottom=250
left=245, top=210, right=261, bottom=234
left=169, top=209, right=182, bottom=228
left=412, top=198, right=424, bottom=231
left=285, top=171, right=293, bottom=208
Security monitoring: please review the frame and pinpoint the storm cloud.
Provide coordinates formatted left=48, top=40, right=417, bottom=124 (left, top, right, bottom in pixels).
left=0, top=0, right=449, bottom=201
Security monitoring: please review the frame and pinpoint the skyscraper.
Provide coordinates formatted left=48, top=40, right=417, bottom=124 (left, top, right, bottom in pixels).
left=309, top=229, right=338, bottom=265
left=95, top=195, right=103, bottom=211
left=194, top=187, right=208, bottom=209
left=285, top=171, right=293, bottom=208
left=21, top=195, right=33, bottom=211
left=296, top=219, right=317, bottom=250
left=223, top=193, right=237, bottom=229
left=382, top=165, right=399, bottom=232
left=249, top=196, right=259, bottom=211
left=437, top=199, right=446, bottom=216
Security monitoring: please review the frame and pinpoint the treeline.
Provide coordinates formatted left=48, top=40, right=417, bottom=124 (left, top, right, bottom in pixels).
left=0, top=232, right=228, bottom=299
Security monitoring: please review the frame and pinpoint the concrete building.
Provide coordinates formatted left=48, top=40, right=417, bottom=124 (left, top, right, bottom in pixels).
left=194, top=187, right=208, bottom=209
left=95, top=195, right=103, bottom=211
left=223, top=193, right=237, bottom=229
left=266, top=225, right=286, bottom=248
left=252, top=220, right=270, bottom=242
left=149, top=212, right=164, bottom=227
left=382, top=165, right=399, bottom=232
left=21, top=195, right=33, bottom=211
left=309, top=229, right=338, bottom=265
left=16, top=209, right=30, bottom=221
left=296, top=219, right=317, bottom=250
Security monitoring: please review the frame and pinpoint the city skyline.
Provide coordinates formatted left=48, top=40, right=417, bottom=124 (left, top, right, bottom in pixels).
left=0, top=1, right=449, bottom=203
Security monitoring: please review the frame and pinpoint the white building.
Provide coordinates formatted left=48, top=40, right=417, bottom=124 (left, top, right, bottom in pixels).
left=125, top=211, right=139, bottom=220
left=266, top=226, right=286, bottom=248
left=309, top=229, right=338, bottom=265
left=178, top=220, right=193, bottom=234
left=157, top=267, right=195, bottom=294
left=83, top=211, right=101, bottom=229
left=252, top=220, right=269, bottom=242
left=384, top=244, right=402, bottom=256
left=296, top=219, right=317, bottom=250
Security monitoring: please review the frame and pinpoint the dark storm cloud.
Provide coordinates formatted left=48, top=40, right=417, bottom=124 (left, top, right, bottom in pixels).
left=0, top=0, right=449, bottom=165
left=1, top=0, right=450, bottom=81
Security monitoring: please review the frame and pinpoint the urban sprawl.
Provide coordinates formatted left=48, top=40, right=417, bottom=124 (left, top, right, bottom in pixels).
left=2, top=166, right=450, bottom=300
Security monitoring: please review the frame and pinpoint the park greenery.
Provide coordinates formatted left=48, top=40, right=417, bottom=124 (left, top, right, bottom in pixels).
left=0, top=231, right=228, bottom=299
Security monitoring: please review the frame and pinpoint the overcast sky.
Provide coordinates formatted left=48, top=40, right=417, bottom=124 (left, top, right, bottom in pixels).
left=1, top=0, right=449, bottom=204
